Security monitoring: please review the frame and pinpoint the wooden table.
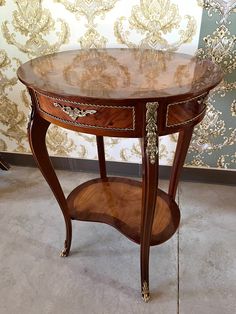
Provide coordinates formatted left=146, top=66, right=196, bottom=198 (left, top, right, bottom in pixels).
left=17, top=48, right=222, bottom=302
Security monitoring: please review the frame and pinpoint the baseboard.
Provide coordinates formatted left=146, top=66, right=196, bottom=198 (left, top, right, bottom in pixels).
left=1, top=152, right=235, bottom=185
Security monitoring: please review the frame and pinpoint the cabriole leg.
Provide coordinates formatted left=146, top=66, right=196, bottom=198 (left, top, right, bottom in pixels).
left=140, top=136, right=158, bottom=302
left=28, top=110, right=72, bottom=257
left=140, top=102, right=159, bottom=302
left=168, top=127, right=194, bottom=200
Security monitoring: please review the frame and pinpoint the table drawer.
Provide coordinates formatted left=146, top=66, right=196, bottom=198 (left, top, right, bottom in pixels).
left=36, top=93, right=135, bottom=131
left=165, top=93, right=207, bottom=128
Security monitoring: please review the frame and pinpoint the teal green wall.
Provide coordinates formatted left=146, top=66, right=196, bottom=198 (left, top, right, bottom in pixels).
left=186, top=5, right=236, bottom=169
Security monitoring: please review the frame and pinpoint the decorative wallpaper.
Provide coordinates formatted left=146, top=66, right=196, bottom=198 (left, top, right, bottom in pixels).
left=0, top=1, right=235, bottom=169
left=186, top=0, right=236, bottom=169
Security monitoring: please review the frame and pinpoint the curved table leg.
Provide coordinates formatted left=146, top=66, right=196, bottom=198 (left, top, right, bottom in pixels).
left=28, top=112, right=72, bottom=257
left=168, top=127, right=194, bottom=200
left=140, top=137, right=158, bottom=302
left=140, top=100, right=159, bottom=302
left=96, top=136, right=107, bottom=179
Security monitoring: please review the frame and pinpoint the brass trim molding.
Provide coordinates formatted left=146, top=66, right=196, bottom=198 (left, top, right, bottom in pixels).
left=146, top=102, right=159, bottom=164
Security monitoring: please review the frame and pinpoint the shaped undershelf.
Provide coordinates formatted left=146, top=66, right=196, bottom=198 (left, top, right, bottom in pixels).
left=67, top=177, right=180, bottom=246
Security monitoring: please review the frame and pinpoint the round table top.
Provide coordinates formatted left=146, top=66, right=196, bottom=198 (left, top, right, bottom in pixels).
left=18, top=48, right=223, bottom=100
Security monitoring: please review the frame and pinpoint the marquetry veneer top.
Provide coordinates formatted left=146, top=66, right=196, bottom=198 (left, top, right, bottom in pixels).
left=18, top=48, right=223, bottom=100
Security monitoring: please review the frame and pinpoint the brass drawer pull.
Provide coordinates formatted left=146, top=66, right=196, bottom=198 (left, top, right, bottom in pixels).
left=53, top=102, right=97, bottom=121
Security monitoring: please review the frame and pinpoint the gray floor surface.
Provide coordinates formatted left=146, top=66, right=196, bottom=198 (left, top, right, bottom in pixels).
left=0, top=166, right=235, bottom=314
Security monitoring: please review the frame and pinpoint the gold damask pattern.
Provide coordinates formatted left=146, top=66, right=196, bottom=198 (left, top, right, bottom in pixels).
left=0, top=139, right=7, bottom=151
left=189, top=97, right=235, bottom=155
left=188, top=96, right=236, bottom=169
left=214, top=80, right=236, bottom=96
left=120, top=141, right=169, bottom=162
left=197, top=25, right=236, bottom=73
left=0, top=1, right=78, bottom=155
left=217, top=151, right=236, bottom=169
left=196, top=0, right=236, bottom=78
left=79, top=28, right=107, bottom=48
left=120, top=141, right=168, bottom=162
left=217, top=154, right=230, bottom=168
left=188, top=0, right=236, bottom=169
left=55, top=0, right=118, bottom=25
left=231, top=100, right=236, bottom=116
left=0, top=96, right=27, bottom=152
left=0, top=50, right=27, bottom=151
left=2, top=0, right=69, bottom=57
left=114, top=0, right=196, bottom=50
left=0, top=51, right=18, bottom=92
left=1, top=0, right=234, bottom=168
left=55, top=0, right=118, bottom=48
left=197, top=0, right=236, bottom=23
left=46, top=126, right=76, bottom=156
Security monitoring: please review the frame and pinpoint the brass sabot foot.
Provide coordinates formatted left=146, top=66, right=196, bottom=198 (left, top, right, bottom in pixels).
left=60, top=248, right=68, bottom=257
left=142, top=281, right=151, bottom=303
left=60, top=241, right=69, bottom=257
left=142, top=292, right=150, bottom=303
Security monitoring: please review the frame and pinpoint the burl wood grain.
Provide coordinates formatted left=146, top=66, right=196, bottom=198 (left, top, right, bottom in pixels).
left=67, top=177, right=180, bottom=246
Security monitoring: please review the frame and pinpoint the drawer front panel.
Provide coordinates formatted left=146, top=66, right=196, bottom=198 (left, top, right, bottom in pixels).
left=36, top=93, right=135, bottom=131
left=166, top=93, right=208, bottom=128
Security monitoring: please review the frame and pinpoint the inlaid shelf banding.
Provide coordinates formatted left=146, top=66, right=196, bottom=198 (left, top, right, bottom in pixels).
left=67, top=177, right=180, bottom=245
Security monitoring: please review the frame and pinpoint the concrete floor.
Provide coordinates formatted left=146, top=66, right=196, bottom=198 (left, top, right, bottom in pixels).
left=0, top=166, right=235, bottom=314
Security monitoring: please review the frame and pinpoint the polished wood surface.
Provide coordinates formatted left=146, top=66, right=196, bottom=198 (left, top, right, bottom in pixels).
left=18, top=49, right=222, bottom=100
left=33, top=89, right=208, bottom=139
left=18, top=49, right=223, bottom=140
left=36, top=92, right=135, bottom=130
left=27, top=96, right=72, bottom=257
left=166, top=98, right=206, bottom=127
left=67, top=177, right=180, bottom=246
left=139, top=132, right=159, bottom=302
left=168, top=127, right=194, bottom=199
left=18, top=48, right=223, bottom=302
left=96, top=136, right=107, bottom=179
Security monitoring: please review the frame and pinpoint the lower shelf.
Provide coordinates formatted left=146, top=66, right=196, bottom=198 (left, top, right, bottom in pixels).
left=67, top=177, right=180, bottom=246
